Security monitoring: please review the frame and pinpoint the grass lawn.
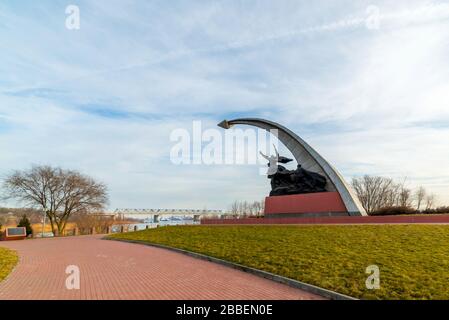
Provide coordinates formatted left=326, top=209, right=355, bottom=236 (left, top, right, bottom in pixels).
left=108, top=225, right=449, bottom=300
left=0, top=247, right=18, bottom=282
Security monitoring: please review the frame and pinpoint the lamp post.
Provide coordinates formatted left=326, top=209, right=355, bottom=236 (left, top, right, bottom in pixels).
left=42, top=207, right=47, bottom=238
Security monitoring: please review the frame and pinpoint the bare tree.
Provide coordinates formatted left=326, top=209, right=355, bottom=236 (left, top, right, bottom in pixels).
left=351, top=175, right=417, bottom=214
left=252, top=201, right=262, bottom=217
left=230, top=201, right=239, bottom=218
left=0, top=215, right=6, bottom=231
left=237, top=201, right=248, bottom=217
left=71, top=212, right=115, bottom=235
left=384, top=182, right=400, bottom=207
left=414, top=186, right=427, bottom=210
left=256, top=200, right=265, bottom=217
left=397, top=179, right=413, bottom=207
left=425, top=193, right=436, bottom=210
left=2, top=165, right=108, bottom=236
left=351, top=176, right=395, bottom=214
left=228, top=200, right=265, bottom=217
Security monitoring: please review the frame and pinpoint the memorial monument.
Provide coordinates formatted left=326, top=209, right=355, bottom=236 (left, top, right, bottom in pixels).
left=218, top=118, right=367, bottom=218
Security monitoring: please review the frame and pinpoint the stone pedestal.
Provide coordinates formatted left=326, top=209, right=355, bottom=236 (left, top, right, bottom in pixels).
left=264, top=192, right=349, bottom=218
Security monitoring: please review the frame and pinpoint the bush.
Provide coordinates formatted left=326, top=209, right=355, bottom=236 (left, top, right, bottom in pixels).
left=17, top=215, right=33, bottom=236
left=421, top=206, right=449, bottom=214
left=371, top=206, right=417, bottom=216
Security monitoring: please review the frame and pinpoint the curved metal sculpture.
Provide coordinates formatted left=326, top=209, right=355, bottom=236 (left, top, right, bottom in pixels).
left=218, top=118, right=367, bottom=216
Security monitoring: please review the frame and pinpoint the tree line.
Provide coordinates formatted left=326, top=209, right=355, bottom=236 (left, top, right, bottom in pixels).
left=228, top=176, right=445, bottom=217
left=351, top=175, right=441, bottom=215
left=228, top=200, right=265, bottom=217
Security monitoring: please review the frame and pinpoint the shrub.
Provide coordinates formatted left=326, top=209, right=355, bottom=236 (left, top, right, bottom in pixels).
left=17, top=214, right=33, bottom=236
left=421, top=206, right=449, bottom=214
left=371, top=206, right=417, bottom=216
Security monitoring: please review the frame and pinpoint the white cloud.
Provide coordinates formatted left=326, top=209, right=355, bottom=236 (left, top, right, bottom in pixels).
left=1, top=0, right=448, bottom=209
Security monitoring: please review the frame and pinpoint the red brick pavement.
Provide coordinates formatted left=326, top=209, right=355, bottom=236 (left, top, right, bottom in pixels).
left=0, top=235, right=323, bottom=300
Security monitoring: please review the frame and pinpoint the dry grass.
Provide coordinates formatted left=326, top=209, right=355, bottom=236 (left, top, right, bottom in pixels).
left=0, top=247, right=18, bottom=282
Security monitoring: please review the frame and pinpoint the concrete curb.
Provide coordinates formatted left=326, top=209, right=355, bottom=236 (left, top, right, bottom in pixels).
left=104, top=237, right=357, bottom=301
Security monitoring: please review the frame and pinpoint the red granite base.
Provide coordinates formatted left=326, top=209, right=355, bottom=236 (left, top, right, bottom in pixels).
left=264, top=192, right=348, bottom=217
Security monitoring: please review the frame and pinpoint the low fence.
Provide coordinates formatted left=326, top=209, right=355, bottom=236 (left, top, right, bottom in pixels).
left=33, top=223, right=158, bottom=238
left=31, top=220, right=201, bottom=238
left=201, top=214, right=449, bottom=225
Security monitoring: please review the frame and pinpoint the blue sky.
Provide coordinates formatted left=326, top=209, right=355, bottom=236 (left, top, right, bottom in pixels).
left=1, top=0, right=449, bottom=210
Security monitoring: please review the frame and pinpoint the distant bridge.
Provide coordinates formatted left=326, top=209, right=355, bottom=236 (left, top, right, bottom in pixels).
left=113, top=208, right=226, bottom=222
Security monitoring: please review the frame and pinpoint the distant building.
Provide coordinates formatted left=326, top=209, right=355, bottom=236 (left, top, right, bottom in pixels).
left=4, top=213, right=18, bottom=227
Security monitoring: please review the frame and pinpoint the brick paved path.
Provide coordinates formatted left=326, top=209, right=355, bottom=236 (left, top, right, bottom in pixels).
left=0, top=236, right=323, bottom=300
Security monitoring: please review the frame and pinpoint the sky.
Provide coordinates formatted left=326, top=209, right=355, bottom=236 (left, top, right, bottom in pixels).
left=1, top=0, right=449, bottom=210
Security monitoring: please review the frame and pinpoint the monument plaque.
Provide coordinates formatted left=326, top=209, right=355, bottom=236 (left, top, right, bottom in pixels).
left=2, top=227, right=27, bottom=241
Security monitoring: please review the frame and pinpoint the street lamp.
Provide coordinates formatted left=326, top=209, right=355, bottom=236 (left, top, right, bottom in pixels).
left=42, top=207, right=47, bottom=238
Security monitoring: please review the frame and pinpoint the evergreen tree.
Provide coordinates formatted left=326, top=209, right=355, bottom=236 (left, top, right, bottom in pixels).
left=17, top=215, right=32, bottom=236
